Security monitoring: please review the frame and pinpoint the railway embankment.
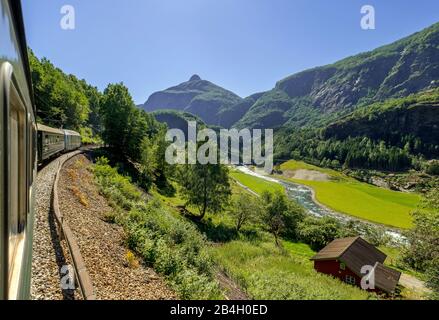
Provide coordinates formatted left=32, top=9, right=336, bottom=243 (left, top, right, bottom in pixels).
left=57, top=153, right=175, bottom=300
left=32, top=151, right=82, bottom=300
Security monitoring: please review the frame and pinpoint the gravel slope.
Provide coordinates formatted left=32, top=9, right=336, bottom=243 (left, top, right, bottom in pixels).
left=58, top=154, right=175, bottom=300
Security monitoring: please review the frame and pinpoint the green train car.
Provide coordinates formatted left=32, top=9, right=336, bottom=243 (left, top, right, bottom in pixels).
left=37, top=124, right=65, bottom=161
left=1, top=1, right=83, bottom=300
left=0, top=0, right=37, bottom=300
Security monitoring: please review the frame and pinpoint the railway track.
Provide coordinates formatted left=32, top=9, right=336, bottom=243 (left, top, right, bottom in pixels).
left=31, top=149, right=174, bottom=300
left=31, top=151, right=86, bottom=300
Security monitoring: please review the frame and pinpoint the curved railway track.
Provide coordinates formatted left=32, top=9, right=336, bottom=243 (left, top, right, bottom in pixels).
left=31, top=151, right=90, bottom=300
left=31, top=150, right=174, bottom=300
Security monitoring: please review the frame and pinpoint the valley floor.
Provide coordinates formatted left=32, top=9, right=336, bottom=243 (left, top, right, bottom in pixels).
left=233, top=160, right=421, bottom=229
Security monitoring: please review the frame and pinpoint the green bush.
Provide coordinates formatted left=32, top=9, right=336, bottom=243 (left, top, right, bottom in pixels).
left=79, top=127, right=103, bottom=145
left=93, top=157, right=221, bottom=299
left=93, top=157, right=141, bottom=210
left=426, top=160, right=439, bottom=176
left=298, top=216, right=343, bottom=251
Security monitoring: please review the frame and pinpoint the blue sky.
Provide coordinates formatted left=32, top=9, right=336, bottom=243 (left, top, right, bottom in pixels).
left=22, top=0, right=439, bottom=104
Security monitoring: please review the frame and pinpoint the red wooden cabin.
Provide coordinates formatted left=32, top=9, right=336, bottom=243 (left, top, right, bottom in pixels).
left=311, top=237, right=401, bottom=294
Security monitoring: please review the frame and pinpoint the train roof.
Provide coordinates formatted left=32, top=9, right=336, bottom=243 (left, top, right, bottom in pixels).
left=63, top=129, right=81, bottom=137
left=37, top=124, right=64, bottom=135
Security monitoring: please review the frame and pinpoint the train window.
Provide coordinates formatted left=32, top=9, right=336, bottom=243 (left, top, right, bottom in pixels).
left=8, top=82, right=27, bottom=290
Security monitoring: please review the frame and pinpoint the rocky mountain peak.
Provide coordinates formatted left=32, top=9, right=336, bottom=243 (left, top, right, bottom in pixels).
left=189, top=74, right=202, bottom=82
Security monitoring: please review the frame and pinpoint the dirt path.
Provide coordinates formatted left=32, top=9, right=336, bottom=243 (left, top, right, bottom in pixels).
left=400, top=273, right=431, bottom=297
left=58, top=154, right=175, bottom=300
left=216, top=271, right=249, bottom=300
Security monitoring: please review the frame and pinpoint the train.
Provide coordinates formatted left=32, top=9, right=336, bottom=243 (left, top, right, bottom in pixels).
left=37, top=125, right=82, bottom=162
left=1, top=0, right=81, bottom=300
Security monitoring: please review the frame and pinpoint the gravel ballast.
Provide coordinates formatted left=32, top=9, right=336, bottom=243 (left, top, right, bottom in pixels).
left=57, top=154, right=175, bottom=300
left=32, top=153, right=81, bottom=300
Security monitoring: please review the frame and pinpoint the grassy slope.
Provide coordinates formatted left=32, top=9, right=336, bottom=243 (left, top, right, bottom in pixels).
left=279, top=161, right=421, bottom=229
left=159, top=175, right=370, bottom=300
left=156, top=176, right=371, bottom=300
left=209, top=239, right=371, bottom=300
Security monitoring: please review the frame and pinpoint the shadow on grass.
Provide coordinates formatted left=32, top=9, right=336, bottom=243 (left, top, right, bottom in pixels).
left=156, top=177, right=176, bottom=197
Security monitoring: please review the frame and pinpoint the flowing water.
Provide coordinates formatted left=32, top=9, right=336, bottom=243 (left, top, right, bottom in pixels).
left=235, top=166, right=405, bottom=243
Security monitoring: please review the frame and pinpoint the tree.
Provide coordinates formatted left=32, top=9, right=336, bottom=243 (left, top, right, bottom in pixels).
left=261, top=191, right=305, bottom=246
left=297, top=216, right=342, bottom=251
left=403, top=189, right=439, bottom=273
left=426, top=257, right=439, bottom=300
left=80, top=81, right=103, bottom=135
left=178, top=162, right=231, bottom=220
left=426, top=160, right=439, bottom=176
left=101, top=83, right=134, bottom=154
left=29, top=50, right=90, bottom=130
left=139, top=135, right=159, bottom=189
left=229, top=193, right=262, bottom=232
left=403, top=188, right=439, bottom=300
left=139, top=126, right=170, bottom=190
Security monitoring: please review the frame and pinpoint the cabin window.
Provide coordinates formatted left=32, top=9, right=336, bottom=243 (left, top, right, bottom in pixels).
left=340, top=262, right=346, bottom=270
left=345, top=275, right=356, bottom=285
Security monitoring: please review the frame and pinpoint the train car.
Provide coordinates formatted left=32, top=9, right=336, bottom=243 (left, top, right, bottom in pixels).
left=63, top=129, right=82, bottom=152
left=37, top=124, right=65, bottom=161
left=0, top=0, right=37, bottom=300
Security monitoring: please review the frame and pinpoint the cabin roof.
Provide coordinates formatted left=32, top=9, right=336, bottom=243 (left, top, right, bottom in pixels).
left=311, top=237, right=387, bottom=276
left=311, top=237, right=401, bottom=293
left=372, top=262, right=402, bottom=293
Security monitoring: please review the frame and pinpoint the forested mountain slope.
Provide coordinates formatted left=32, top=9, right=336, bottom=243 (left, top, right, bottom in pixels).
left=236, top=22, right=439, bottom=129
left=275, top=89, right=439, bottom=171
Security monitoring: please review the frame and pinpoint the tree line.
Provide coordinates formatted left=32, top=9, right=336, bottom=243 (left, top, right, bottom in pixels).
left=29, top=50, right=102, bottom=140
left=275, top=129, right=435, bottom=172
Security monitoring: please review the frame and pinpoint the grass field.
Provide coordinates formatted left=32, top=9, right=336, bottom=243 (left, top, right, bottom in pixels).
left=209, top=239, right=372, bottom=300
left=229, top=170, right=284, bottom=195
left=154, top=174, right=374, bottom=300
left=278, top=161, right=421, bottom=229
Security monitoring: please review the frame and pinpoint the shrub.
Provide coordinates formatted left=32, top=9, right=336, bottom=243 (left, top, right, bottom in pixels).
left=298, top=216, right=342, bottom=251
left=229, top=193, right=262, bottom=231
left=260, top=190, right=305, bottom=246
left=93, top=157, right=221, bottom=299
left=426, top=160, right=439, bottom=176
left=172, top=269, right=222, bottom=300
left=125, top=250, right=140, bottom=269
left=426, top=258, right=439, bottom=300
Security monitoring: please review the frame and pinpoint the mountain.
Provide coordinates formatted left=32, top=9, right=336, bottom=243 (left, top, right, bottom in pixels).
left=274, top=88, right=439, bottom=172
left=215, top=92, right=266, bottom=128
left=152, top=110, right=205, bottom=137
left=235, top=22, right=439, bottom=129
left=322, top=88, right=439, bottom=149
left=141, top=75, right=243, bottom=127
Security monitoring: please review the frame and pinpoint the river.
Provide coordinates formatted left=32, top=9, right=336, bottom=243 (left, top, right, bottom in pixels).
left=235, top=166, right=405, bottom=243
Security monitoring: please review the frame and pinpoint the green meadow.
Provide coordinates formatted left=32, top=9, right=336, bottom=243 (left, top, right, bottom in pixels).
left=229, top=170, right=284, bottom=195
left=279, top=160, right=421, bottom=229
